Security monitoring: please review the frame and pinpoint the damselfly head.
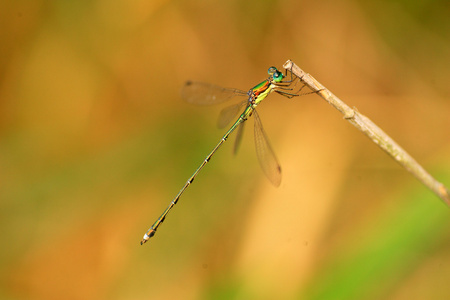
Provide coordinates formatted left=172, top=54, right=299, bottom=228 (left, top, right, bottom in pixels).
left=268, top=67, right=284, bottom=83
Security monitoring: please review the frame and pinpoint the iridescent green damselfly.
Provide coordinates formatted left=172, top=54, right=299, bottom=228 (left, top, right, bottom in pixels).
left=141, top=66, right=309, bottom=244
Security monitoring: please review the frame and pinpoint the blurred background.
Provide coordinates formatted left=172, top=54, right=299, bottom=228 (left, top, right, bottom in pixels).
left=1, top=0, right=449, bottom=299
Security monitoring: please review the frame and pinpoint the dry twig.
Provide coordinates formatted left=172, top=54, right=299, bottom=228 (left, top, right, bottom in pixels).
left=283, top=60, right=449, bottom=206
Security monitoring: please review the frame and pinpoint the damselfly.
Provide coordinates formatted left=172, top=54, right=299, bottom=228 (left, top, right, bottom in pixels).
left=141, top=66, right=308, bottom=244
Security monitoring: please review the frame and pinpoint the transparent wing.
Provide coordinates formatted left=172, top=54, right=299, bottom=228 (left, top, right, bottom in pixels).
left=253, top=110, right=282, bottom=187
left=233, top=121, right=245, bottom=155
left=217, top=101, right=247, bottom=129
left=181, top=81, right=247, bottom=105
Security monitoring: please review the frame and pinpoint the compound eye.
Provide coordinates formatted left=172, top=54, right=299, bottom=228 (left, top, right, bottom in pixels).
left=267, top=66, right=277, bottom=75
left=273, top=70, right=284, bottom=82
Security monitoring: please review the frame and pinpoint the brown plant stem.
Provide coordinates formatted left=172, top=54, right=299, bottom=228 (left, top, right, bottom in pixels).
left=283, top=60, right=449, bottom=206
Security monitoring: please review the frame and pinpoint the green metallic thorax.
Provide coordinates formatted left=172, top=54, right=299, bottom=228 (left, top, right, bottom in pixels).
left=238, top=79, right=275, bottom=120
left=251, top=80, right=273, bottom=105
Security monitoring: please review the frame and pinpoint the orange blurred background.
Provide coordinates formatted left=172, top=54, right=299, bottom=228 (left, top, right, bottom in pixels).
left=1, top=1, right=449, bottom=299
